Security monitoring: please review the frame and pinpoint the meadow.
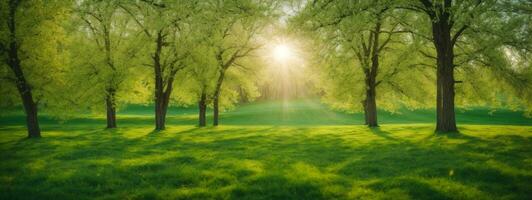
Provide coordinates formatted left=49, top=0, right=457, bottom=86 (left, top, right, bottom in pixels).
left=1, top=100, right=531, bottom=199
left=2, top=0, right=531, bottom=199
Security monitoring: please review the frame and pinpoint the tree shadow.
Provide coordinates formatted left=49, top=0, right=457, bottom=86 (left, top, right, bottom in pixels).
left=1, top=125, right=531, bottom=199
left=369, top=127, right=397, bottom=141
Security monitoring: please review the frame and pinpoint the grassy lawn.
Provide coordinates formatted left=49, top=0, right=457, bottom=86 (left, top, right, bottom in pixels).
left=1, top=100, right=531, bottom=199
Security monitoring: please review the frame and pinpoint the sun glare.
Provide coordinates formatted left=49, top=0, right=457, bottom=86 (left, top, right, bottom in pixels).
left=273, top=44, right=292, bottom=62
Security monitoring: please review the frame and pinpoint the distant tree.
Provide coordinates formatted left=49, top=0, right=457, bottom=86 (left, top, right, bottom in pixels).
left=201, top=0, right=275, bottom=126
left=184, top=47, right=217, bottom=127
left=0, top=0, right=70, bottom=137
left=178, top=28, right=263, bottom=127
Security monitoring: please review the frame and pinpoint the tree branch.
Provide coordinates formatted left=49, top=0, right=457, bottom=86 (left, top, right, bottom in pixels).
left=452, top=25, right=468, bottom=46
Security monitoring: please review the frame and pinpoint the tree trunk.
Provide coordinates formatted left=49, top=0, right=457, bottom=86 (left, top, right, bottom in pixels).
left=105, top=88, right=117, bottom=128
left=436, top=55, right=457, bottom=132
left=364, top=19, right=381, bottom=128
left=361, top=99, right=368, bottom=125
left=155, top=79, right=173, bottom=131
left=21, top=90, right=40, bottom=138
left=155, top=88, right=172, bottom=131
left=364, top=75, right=378, bottom=127
left=103, top=21, right=117, bottom=129
left=155, top=99, right=166, bottom=130
left=154, top=31, right=166, bottom=130
left=212, top=70, right=226, bottom=126
left=7, top=0, right=41, bottom=138
left=198, top=91, right=207, bottom=127
left=365, top=87, right=378, bottom=127
left=431, top=8, right=458, bottom=133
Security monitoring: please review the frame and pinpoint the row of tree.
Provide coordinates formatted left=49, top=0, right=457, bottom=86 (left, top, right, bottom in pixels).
left=293, top=0, right=531, bottom=132
left=1, top=0, right=277, bottom=138
left=1, top=0, right=530, bottom=138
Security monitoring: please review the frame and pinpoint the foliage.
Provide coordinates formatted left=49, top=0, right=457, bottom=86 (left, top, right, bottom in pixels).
left=65, top=0, right=151, bottom=115
left=292, top=0, right=435, bottom=113
left=396, top=0, right=532, bottom=115
left=0, top=0, right=70, bottom=114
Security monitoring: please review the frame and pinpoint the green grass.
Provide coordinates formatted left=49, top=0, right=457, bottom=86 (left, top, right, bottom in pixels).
left=1, top=99, right=531, bottom=126
left=0, top=100, right=531, bottom=199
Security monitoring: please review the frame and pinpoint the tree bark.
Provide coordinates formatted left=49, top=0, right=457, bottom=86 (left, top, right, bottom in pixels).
left=361, top=99, right=368, bottom=125
left=6, top=0, right=41, bottom=138
left=103, top=21, right=117, bottom=129
left=198, top=91, right=207, bottom=127
left=151, top=30, right=180, bottom=130
left=154, top=31, right=166, bottom=130
left=429, top=2, right=458, bottom=132
left=364, top=67, right=378, bottom=127
left=364, top=18, right=381, bottom=128
left=365, top=80, right=378, bottom=127
left=105, top=88, right=117, bottom=128
left=212, top=70, right=226, bottom=126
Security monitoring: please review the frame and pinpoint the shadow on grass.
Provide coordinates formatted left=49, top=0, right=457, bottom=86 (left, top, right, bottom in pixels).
left=0, top=125, right=531, bottom=199
left=369, top=127, right=397, bottom=141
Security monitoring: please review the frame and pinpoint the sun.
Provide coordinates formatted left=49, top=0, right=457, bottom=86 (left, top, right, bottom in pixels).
left=273, top=44, right=293, bottom=62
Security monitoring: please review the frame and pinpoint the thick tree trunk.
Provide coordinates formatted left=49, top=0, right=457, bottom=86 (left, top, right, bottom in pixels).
left=436, top=56, right=457, bottom=132
left=364, top=71, right=378, bottom=127
left=155, top=81, right=172, bottom=131
left=198, top=91, right=207, bottom=127
left=105, top=89, right=117, bottom=129
left=431, top=8, right=458, bottom=133
left=212, top=71, right=225, bottom=126
left=7, top=0, right=41, bottom=138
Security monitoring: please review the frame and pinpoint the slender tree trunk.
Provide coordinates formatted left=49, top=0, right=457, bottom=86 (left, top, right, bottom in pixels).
left=198, top=91, right=207, bottom=127
left=105, top=88, right=117, bottom=128
left=7, top=0, right=41, bottom=138
left=20, top=88, right=40, bottom=138
left=361, top=99, right=368, bottom=125
left=212, top=70, right=226, bottom=126
left=365, top=88, right=378, bottom=127
left=431, top=9, right=458, bottom=132
left=154, top=31, right=166, bottom=130
left=103, top=22, right=117, bottom=129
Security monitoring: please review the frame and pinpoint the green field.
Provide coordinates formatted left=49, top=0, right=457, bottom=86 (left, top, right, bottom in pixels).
left=1, top=100, right=531, bottom=199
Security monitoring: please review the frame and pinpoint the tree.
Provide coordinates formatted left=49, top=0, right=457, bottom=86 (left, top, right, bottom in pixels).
left=121, top=0, right=195, bottom=130
left=178, top=24, right=263, bottom=127
left=400, top=0, right=531, bottom=132
left=72, top=0, right=145, bottom=128
left=186, top=51, right=217, bottom=127
left=201, top=0, right=274, bottom=126
left=294, top=0, right=433, bottom=127
left=0, top=0, right=69, bottom=138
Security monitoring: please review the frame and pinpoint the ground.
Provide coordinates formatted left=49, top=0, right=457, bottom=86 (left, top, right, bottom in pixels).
left=0, top=100, right=531, bottom=199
